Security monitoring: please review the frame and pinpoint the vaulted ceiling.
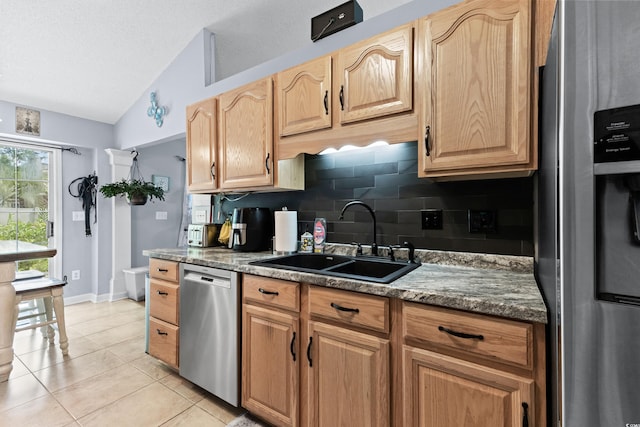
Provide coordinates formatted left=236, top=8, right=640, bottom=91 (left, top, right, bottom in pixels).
left=0, top=0, right=411, bottom=124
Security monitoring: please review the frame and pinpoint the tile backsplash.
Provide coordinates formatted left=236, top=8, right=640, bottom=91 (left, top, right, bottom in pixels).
left=220, top=141, right=534, bottom=256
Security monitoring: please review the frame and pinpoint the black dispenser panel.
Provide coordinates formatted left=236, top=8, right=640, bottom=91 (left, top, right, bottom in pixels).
left=594, top=104, right=640, bottom=163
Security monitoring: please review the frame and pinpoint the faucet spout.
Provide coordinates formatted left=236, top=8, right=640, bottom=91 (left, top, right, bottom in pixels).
left=339, top=200, right=378, bottom=256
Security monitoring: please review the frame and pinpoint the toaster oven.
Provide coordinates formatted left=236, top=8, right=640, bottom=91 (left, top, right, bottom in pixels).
left=187, top=223, right=218, bottom=247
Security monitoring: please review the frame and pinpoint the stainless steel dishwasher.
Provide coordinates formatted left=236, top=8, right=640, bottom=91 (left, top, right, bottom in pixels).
left=179, top=263, right=240, bottom=407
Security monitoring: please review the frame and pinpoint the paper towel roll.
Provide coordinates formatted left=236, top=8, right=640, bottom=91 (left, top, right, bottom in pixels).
left=274, top=210, right=298, bottom=253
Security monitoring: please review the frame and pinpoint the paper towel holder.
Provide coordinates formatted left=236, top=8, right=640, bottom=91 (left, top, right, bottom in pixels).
left=274, top=207, right=299, bottom=255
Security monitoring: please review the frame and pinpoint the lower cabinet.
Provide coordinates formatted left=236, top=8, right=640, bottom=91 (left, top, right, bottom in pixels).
left=403, top=346, right=534, bottom=426
left=148, top=258, right=180, bottom=369
left=241, top=274, right=546, bottom=427
left=242, top=275, right=300, bottom=427
left=306, top=321, right=390, bottom=427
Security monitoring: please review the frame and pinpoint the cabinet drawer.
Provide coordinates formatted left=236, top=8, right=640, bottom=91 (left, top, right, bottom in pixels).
left=149, top=258, right=179, bottom=282
left=243, top=274, right=300, bottom=312
left=309, top=286, right=389, bottom=334
left=403, top=302, right=533, bottom=369
left=150, top=279, right=179, bottom=325
left=149, top=317, right=179, bottom=368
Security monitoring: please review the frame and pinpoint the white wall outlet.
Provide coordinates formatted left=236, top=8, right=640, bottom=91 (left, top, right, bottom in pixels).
left=71, top=270, right=80, bottom=280
left=72, top=211, right=84, bottom=221
left=155, top=211, right=168, bottom=220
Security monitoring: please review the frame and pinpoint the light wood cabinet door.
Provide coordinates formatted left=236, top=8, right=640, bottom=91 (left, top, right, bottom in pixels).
left=149, top=317, right=179, bottom=368
left=242, top=304, right=299, bottom=427
left=419, top=0, right=533, bottom=177
left=403, top=345, right=534, bottom=427
left=218, top=77, right=274, bottom=189
left=277, top=56, right=332, bottom=137
left=186, top=97, right=217, bottom=192
left=149, top=279, right=179, bottom=325
left=306, top=321, right=390, bottom=427
left=337, top=23, right=413, bottom=125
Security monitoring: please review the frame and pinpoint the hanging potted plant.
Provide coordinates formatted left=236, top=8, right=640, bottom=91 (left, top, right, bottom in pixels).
left=99, top=151, right=165, bottom=205
left=99, top=178, right=165, bottom=205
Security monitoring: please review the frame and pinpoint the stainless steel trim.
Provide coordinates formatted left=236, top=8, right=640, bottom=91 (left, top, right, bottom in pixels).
left=593, top=160, right=640, bottom=175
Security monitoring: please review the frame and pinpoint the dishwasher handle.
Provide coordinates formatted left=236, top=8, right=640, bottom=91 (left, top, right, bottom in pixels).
left=183, top=271, right=231, bottom=289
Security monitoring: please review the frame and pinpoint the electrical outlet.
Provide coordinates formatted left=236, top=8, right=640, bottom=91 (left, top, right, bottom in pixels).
left=468, top=210, right=497, bottom=233
left=72, top=211, right=84, bottom=221
left=155, top=211, right=168, bottom=220
left=421, top=209, right=443, bottom=230
left=71, top=270, right=80, bottom=280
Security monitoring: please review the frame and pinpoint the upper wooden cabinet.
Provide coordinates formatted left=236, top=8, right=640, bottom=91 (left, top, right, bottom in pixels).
left=186, top=97, right=217, bottom=193
left=337, top=23, right=413, bottom=125
left=275, top=23, right=418, bottom=159
left=418, top=0, right=535, bottom=179
left=218, top=77, right=274, bottom=190
left=277, top=56, right=332, bottom=137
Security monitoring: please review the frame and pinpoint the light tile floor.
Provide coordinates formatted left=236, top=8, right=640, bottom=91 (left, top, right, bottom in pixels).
left=0, top=299, right=245, bottom=427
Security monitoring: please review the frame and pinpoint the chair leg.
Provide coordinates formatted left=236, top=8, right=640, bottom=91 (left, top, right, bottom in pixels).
left=42, top=296, right=55, bottom=343
left=51, top=289, right=68, bottom=355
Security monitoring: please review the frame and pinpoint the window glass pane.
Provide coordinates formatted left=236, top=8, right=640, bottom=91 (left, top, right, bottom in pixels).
left=16, top=149, right=48, bottom=180
left=0, top=217, right=18, bottom=242
left=17, top=181, right=48, bottom=209
left=0, top=144, right=51, bottom=274
left=0, top=148, right=16, bottom=179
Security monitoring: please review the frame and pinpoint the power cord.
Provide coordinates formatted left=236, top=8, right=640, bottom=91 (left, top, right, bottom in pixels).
left=312, top=17, right=335, bottom=42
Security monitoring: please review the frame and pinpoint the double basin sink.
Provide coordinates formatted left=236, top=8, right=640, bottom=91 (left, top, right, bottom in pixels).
left=249, top=253, right=420, bottom=284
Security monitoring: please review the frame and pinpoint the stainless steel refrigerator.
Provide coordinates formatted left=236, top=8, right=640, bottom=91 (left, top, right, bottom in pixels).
left=538, top=1, right=640, bottom=426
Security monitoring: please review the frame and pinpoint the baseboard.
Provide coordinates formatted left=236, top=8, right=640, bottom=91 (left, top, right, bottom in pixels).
left=109, top=291, right=129, bottom=302
left=63, top=292, right=115, bottom=305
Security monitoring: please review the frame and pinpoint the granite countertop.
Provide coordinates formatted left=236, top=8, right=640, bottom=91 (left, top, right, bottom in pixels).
left=143, top=245, right=548, bottom=324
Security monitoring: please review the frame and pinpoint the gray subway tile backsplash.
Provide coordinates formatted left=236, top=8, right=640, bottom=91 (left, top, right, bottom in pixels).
left=222, top=141, right=534, bottom=256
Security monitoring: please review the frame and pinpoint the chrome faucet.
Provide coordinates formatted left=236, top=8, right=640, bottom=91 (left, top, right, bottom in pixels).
left=339, top=200, right=378, bottom=256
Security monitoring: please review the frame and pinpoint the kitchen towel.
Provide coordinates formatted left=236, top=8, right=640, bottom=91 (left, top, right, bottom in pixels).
left=274, top=209, right=298, bottom=253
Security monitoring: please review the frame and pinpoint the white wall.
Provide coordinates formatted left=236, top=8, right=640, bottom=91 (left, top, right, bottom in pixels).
left=131, top=139, right=187, bottom=268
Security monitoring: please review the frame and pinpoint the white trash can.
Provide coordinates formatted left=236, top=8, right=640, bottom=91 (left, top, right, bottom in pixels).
left=122, top=266, right=149, bottom=301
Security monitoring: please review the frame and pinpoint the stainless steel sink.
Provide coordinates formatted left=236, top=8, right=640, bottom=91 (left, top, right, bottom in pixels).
left=249, top=253, right=419, bottom=284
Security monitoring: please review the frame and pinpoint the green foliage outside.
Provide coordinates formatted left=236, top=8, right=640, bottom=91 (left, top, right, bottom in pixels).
left=0, top=213, right=49, bottom=272
left=0, top=146, right=50, bottom=273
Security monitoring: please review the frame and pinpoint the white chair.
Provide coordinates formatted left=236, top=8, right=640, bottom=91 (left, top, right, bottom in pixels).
left=13, top=276, right=69, bottom=355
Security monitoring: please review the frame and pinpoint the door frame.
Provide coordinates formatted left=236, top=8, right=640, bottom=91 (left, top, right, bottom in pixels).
left=0, top=135, right=63, bottom=279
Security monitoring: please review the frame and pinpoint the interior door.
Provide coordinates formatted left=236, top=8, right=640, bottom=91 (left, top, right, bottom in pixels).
left=0, top=140, right=61, bottom=277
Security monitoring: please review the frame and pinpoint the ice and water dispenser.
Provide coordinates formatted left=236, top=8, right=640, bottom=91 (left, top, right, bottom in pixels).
left=594, top=104, right=640, bottom=305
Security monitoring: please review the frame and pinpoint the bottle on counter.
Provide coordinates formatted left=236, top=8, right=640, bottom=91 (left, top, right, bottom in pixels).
left=300, top=227, right=313, bottom=253
left=313, top=218, right=326, bottom=253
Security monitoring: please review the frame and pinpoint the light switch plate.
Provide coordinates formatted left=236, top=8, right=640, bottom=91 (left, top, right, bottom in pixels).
left=72, top=211, right=84, bottom=221
left=155, top=211, right=168, bottom=220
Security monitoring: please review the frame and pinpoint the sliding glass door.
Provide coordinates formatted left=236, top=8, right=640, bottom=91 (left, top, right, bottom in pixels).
left=0, top=140, right=61, bottom=276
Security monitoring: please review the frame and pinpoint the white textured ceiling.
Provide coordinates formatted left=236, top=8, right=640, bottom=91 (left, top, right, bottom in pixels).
left=0, top=0, right=411, bottom=124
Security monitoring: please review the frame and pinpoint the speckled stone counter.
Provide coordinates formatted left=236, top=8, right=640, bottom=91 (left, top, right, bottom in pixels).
left=142, top=245, right=547, bottom=324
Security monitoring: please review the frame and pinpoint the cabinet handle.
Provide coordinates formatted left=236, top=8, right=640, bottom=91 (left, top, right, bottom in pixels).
left=521, top=402, right=529, bottom=427
left=156, top=329, right=168, bottom=336
left=425, top=125, right=431, bottom=156
left=290, top=332, right=297, bottom=362
left=306, top=337, right=313, bottom=367
left=258, top=288, right=279, bottom=296
left=438, top=325, right=484, bottom=341
left=265, top=153, right=271, bottom=174
left=210, top=161, right=215, bottom=180
left=323, top=90, right=329, bottom=115
left=330, top=302, right=359, bottom=313
left=157, top=268, right=168, bottom=273
left=156, top=290, right=169, bottom=296
left=339, top=86, right=344, bottom=110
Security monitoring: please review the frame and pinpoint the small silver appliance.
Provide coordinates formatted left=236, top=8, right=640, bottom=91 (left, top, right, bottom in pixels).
left=187, top=223, right=218, bottom=247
